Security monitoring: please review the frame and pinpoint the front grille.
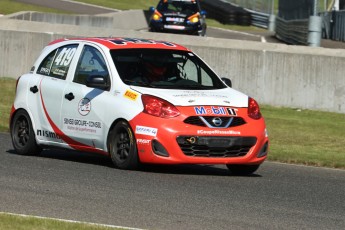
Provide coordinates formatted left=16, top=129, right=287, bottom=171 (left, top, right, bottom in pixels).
left=176, top=136, right=257, bottom=158
left=184, top=116, right=246, bottom=128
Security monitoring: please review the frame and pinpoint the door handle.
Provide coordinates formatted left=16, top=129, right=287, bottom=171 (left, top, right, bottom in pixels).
left=65, top=92, right=75, bottom=101
left=30, top=85, right=38, bottom=94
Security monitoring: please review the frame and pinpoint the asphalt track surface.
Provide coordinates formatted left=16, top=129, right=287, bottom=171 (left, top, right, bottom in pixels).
left=1, top=132, right=345, bottom=229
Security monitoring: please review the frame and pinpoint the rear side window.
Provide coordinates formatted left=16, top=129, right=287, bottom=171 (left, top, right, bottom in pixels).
left=37, top=44, right=78, bottom=80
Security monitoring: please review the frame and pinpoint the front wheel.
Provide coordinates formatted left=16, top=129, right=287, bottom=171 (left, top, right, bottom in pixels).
left=108, top=121, right=139, bottom=170
left=10, top=110, right=41, bottom=155
left=226, top=164, right=260, bottom=176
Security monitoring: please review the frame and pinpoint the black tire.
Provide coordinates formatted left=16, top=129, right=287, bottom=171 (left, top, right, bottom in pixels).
left=108, top=120, right=139, bottom=170
left=226, top=164, right=260, bottom=176
left=10, top=110, right=41, bottom=155
left=199, top=28, right=206, bottom=37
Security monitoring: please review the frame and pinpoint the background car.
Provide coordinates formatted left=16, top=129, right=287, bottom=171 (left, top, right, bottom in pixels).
left=149, top=0, right=207, bottom=36
left=10, top=37, right=268, bottom=175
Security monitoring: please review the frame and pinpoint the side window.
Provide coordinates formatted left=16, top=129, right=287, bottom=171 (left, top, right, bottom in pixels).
left=200, top=68, right=213, bottom=86
left=74, top=45, right=110, bottom=88
left=179, top=56, right=213, bottom=86
left=37, top=44, right=78, bottom=80
left=182, top=59, right=198, bottom=82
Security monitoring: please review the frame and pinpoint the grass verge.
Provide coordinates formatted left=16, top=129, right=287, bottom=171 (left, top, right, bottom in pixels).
left=262, top=106, right=345, bottom=168
left=1, top=78, right=344, bottom=169
left=0, top=213, right=122, bottom=230
left=0, top=78, right=16, bottom=132
left=0, top=0, right=68, bottom=15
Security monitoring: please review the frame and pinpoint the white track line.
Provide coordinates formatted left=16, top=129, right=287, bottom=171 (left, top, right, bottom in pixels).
left=62, top=0, right=119, bottom=12
left=209, top=26, right=266, bottom=43
left=0, top=212, right=145, bottom=230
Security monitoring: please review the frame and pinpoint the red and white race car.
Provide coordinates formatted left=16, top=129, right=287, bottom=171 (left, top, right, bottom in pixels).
left=10, top=37, right=268, bottom=175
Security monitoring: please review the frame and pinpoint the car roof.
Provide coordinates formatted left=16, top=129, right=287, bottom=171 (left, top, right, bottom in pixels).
left=48, top=37, right=190, bottom=51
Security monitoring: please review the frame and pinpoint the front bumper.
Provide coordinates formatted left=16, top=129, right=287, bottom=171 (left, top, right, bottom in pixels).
left=150, top=21, right=202, bottom=35
left=129, top=107, right=269, bottom=165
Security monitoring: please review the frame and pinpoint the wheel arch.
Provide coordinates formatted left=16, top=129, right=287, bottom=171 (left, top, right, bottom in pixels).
left=10, top=108, right=39, bottom=142
left=10, top=108, right=42, bottom=155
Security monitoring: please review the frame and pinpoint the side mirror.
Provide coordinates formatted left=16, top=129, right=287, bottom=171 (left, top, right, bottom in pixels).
left=149, top=6, right=155, bottom=13
left=221, top=78, right=232, bottom=88
left=86, top=75, right=110, bottom=90
left=200, top=10, right=207, bottom=16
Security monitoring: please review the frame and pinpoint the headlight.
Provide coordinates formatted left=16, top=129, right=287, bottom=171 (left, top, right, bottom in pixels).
left=152, top=10, right=162, bottom=21
left=248, top=97, right=262, bottom=120
left=187, top=13, right=200, bottom=24
left=142, top=94, right=180, bottom=118
left=189, top=16, right=199, bottom=23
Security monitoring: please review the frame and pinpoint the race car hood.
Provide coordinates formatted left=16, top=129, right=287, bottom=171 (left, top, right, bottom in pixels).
left=130, top=86, right=249, bottom=107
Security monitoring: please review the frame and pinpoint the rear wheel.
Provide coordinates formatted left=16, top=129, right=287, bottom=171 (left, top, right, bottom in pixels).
left=108, top=121, right=139, bottom=170
left=11, top=110, right=41, bottom=155
left=226, top=164, right=260, bottom=176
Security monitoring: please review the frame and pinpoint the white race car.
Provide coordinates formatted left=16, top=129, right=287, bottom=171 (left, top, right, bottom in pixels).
left=10, top=37, right=268, bottom=175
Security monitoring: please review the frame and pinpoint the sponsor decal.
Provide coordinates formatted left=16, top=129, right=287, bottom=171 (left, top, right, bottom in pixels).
left=164, top=25, right=185, bottom=30
left=137, top=139, right=151, bottom=145
left=78, top=98, right=91, bottom=116
left=39, top=67, right=50, bottom=75
left=51, top=68, right=67, bottom=77
left=227, top=108, right=238, bottom=116
left=37, top=129, right=61, bottom=140
left=194, top=106, right=227, bottom=115
left=63, top=118, right=102, bottom=135
left=173, top=91, right=227, bottom=98
left=124, top=90, right=138, bottom=101
left=135, top=126, right=158, bottom=137
left=110, top=38, right=175, bottom=47
left=166, top=17, right=184, bottom=22
left=194, top=106, right=238, bottom=116
left=197, top=130, right=241, bottom=135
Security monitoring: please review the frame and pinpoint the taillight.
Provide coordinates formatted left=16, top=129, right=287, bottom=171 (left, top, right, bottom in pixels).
left=248, top=97, right=262, bottom=120
left=142, top=95, right=180, bottom=118
left=15, top=76, right=21, bottom=89
left=15, top=76, right=21, bottom=93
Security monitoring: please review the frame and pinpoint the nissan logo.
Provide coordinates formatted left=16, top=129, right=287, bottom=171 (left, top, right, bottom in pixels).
left=212, top=117, right=223, bottom=126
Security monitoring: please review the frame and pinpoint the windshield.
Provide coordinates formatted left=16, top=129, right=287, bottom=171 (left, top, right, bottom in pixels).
left=157, top=1, right=198, bottom=15
left=111, top=49, right=226, bottom=90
